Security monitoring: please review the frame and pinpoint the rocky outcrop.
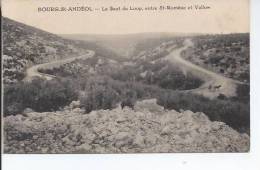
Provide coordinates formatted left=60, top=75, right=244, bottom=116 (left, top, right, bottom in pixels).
left=4, top=99, right=249, bottom=153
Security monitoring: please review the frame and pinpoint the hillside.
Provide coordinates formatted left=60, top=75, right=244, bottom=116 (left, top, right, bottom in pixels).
left=2, top=17, right=90, bottom=84
left=4, top=99, right=249, bottom=153
left=181, top=34, right=250, bottom=83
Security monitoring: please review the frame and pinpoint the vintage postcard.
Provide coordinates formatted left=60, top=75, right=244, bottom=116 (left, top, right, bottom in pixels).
left=2, top=0, right=250, bottom=153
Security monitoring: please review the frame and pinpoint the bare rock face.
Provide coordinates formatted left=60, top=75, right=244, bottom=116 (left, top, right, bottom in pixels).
left=4, top=99, right=249, bottom=153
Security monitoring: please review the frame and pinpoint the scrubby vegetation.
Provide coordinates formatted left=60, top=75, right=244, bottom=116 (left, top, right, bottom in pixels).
left=131, top=35, right=185, bottom=57
left=2, top=17, right=97, bottom=84
left=157, top=91, right=249, bottom=133
left=4, top=78, right=78, bottom=115
left=40, top=56, right=203, bottom=91
left=3, top=75, right=250, bottom=133
left=182, top=33, right=250, bottom=83
left=108, top=61, right=203, bottom=90
left=233, top=84, right=250, bottom=104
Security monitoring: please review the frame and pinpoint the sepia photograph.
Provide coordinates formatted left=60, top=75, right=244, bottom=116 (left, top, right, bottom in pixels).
left=2, top=0, right=250, bottom=154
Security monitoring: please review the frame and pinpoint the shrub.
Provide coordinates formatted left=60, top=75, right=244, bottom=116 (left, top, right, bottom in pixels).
left=80, top=84, right=120, bottom=113
left=235, top=84, right=250, bottom=103
left=3, top=78, right=78, bottom=116
left=217, top=93, right=227, bottom=100
left=4, top=75, right=250, bottom=133
left=157, top=91, right=249, bottom=133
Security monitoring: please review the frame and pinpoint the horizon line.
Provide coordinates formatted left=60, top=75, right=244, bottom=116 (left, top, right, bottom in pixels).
left=3, top=16, right=250, bottom=36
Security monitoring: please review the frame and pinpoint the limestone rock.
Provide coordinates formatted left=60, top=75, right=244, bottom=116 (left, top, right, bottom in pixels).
left=134, top=99, right=164, bottom=114
left=4, top=99, right=250, bottom=153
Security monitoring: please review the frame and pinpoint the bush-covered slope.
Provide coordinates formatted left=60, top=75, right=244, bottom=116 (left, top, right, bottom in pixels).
left=182, top=33, right=250, bottom=83
left=2, top=17, right=89, bottom=84
left=4, top=76, right=250, bottom=133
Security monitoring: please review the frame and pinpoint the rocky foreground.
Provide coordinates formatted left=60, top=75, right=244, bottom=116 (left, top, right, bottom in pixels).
left=4, top=99, right=249, bottom=153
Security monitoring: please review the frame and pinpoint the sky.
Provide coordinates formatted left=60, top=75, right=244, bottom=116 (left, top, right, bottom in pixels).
left=2, top=0, right=250, bottom=35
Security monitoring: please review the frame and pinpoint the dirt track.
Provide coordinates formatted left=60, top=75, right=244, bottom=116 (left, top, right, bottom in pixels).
left=23, top=40, right=244, bottom=99
left=23, top=50, right=95, bottom=82
left=165, top=39, right=244, bottom=99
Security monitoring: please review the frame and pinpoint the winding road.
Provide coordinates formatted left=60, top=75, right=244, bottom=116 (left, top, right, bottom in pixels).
left=165, top=39, right=245, bottom=99
left=23, top=50, right=95, bottom=82
left=23, top=40, right=245, bottom=99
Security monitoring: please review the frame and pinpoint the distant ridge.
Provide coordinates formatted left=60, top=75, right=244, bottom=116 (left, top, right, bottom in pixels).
left=61, top=32, right=200, bottom=58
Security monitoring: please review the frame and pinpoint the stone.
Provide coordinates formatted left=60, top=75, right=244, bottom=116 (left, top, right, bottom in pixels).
left=115, top=132, right=130, bottom=141
left=32, top=135, right=38, bottom=140
left=114, top=132, right=133, bottom=147
left=211, top=121, right=226, bottom=130
left=76, top=143, right=92, bottom=152
left=161, top=126, right=172, bottom=135
left=22, top=108, right=34, bottom=115
left=72, top=108, right=84, bottom=114
left=133, top=132, right=145, bottom=147
left=69, top=101, right=81, bottom=109
left=3, top=99, right=250, bottom=153
left=145, top=134, right=158, bottom=146
left=41, top=147, right=48, bottom=153
left=134, top=99, right=164, bottom=113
